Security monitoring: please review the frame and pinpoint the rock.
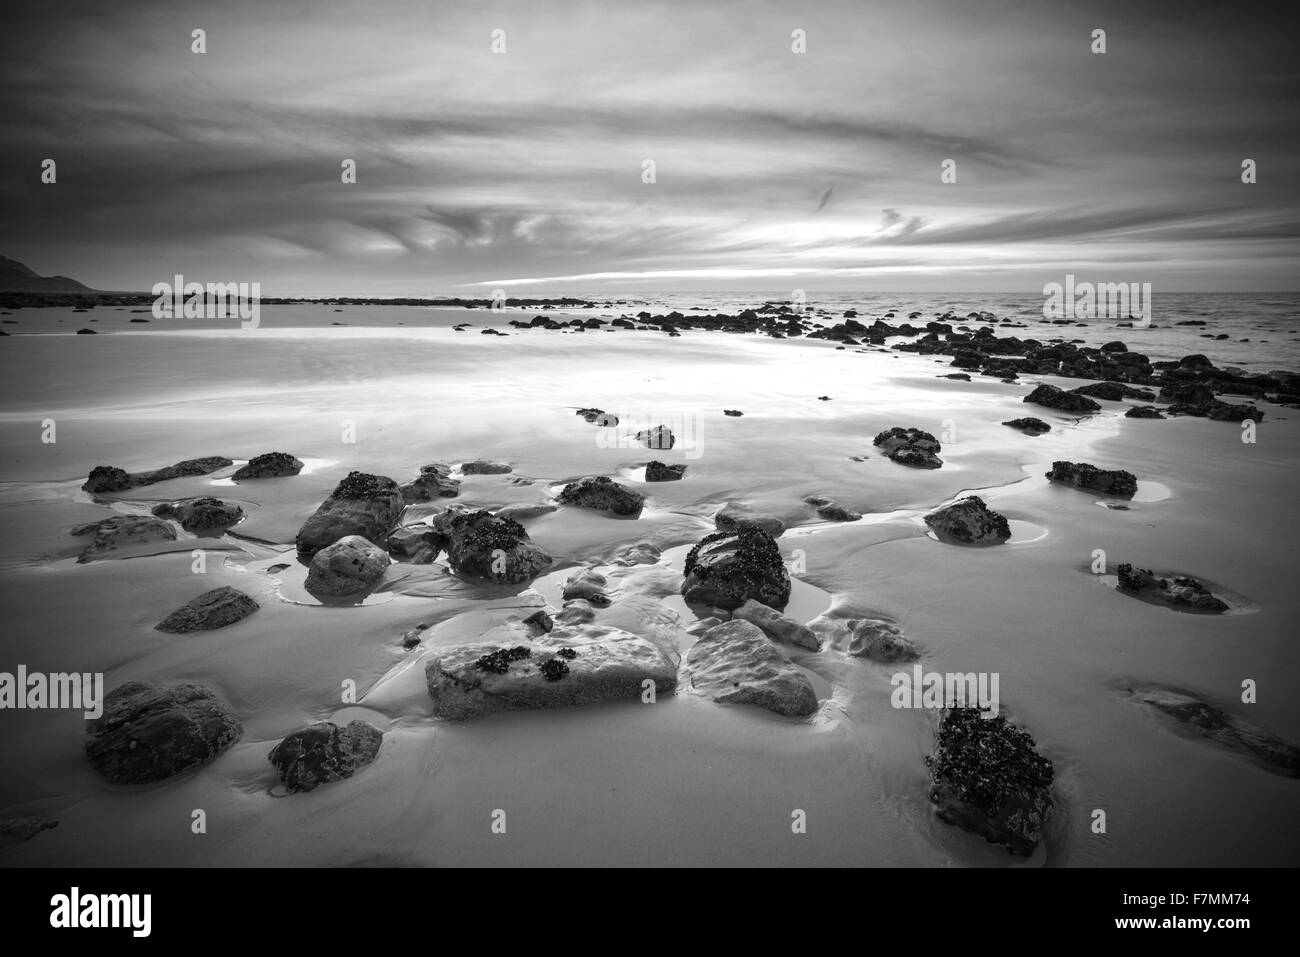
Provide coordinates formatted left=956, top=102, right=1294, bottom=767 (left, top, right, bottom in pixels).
left=924, top=496, right=1011, bottom=546
left=0, top=816, right=57, bottom=847
left=1123, top=683, right=1299, bottom=777
left=76, top=328, right=97, bottom=334
left=232, top=452, right=304, bottom=480
left=81, top=456, right=233, bottom=493
left=295, top=472, right=405, bottom=559
left=873, top=427, right=943, bottom=468
left=613, top=541, right=662, bottom=566
left=731, top=598, right=820, bottom=650
left=1023, top=383, right=1101, bottom=414
left=635, top=425, right=676, bottom=450
left=681, top=525, right=792, bottom=611
left=437, top=509, right=552, bottom=583
left=70, top=515, right=176, bottom=562
left=1115, top=563, right=1228, bottom=612
left=723, top=409, right=744, bottom=416
left=460, top=460, right=512, bottom=475
left=1002, top=417, right=1051, bottom=435
left=1100, top=340, right=1127, bottom=353
left=925, top=707, right=1054, bottom=856
left=561, top=568, right=611, bottom=606
left=386, top=523, right=444, bottom=559
left=1125, top=405, right=1165, bottom=419
left=557, top=476, right=645, bottom=517
left=268, top=720, right=383, bottom=792
left=943, top=373, right=972, bottom=381
left=714, top=504, right=785, bottom=538
left=576, top=407, right=619, bottom=426
left=1045, top=460, right=1138, bottom=497
left=151, top=496, right=244, bottom=532
left=682, top=620, right=819, bottom=716
left=556, top=600, right=596, bottom=624
left=156, top=586, right=260, bottom=633
left=85, top=681, right=242, bottom=784
left=304, top=535, right=390, bottom=598
left=846, top=619, right=918, bottom=661
left=494, top=503, right=557, bottom=522
left=645, top=460, right=686, bottom=481
left=1071, top=382, right=1155, bottom=402
left=810, top=499, right=860, bottom=522
left=400, top=463, right=461, bottom=502
left=523, top=609, right=554, bottom=634
left=425, top=630, right=677, bottom=719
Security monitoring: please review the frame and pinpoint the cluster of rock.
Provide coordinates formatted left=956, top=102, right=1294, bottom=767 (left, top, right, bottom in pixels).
left=1045, top=461, right=1139, bottom=497
left=1115, top=563, right=1229, bottom=612
left=873, top=427, right=943, bottom=469
left=151, top=496, right=243, bottom=532
left=82, top=456, right=232, bottom=493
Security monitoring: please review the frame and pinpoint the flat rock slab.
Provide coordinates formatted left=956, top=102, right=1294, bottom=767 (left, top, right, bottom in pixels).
left=156, top=585, right=260, bottom=633
left=683, top=619, right=819, bottom=716
left=731, top=598, right=820, bottom=650
left=71, top=515, right=176, bottom=562
left=426, top=629, right=677, bottom=720
left=268, top=720, right=384, bottom=792
left=86, top=681, right=242, bottom=784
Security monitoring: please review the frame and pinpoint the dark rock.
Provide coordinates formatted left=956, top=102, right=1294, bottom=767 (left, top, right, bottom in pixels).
left=86, top=681, right=242, bottom=784
left=1045, top=460, right=1138, bottom=497
left=399, top=463, right=461, bottom=502
left=1002, top=417, right=1051, bottom=435
left=0, top=816, right=58, bottom=846
left=1125, top=405, right=1165, bottom=419
left=682, top=525, right=792, bottom=611
left=460, top=460, right=512, bottom=475
left=1023, top=383, right=1101, bottom=414
left=873, top=427, right=943, bottom=468
left=925, top=707, right=1054, bottom=856
left=156, top=586, right=259, bottom=633
left=523, top=609, right=554, bottom=634
left=723, top=409, right=744, bottom=416
left=645, top=460, right=686, bottom=481
left=76, top=328, right=97, bottom=334
left=151, top=496, right=243, bottom=532
left=557, top=476, right=645, bottom=517
left=268, top=720, right=383, bottom=792
left=714, top=503, right=785, bottom=538
left=296, top=472, right=405, bottom=559
left=1071, top=382, right=1155, bottom=402
left=924, top=496, right=1011, bottom=546
left=81, top=456, right=233, bottom=493
left=1115, top=563, right=1228, bottom=613
left=304, top=535, right=390, bottom=598
left=232, top=452, right=304, bottom=480
left=437, top=509, right=552, bottom=583
left=576, top=407, right=619, bottom=427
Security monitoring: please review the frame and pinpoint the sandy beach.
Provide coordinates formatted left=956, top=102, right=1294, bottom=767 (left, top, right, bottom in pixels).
left=0, top=303, right=1296, bottom=867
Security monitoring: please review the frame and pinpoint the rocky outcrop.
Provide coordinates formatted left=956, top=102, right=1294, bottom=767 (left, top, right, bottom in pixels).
left=82, top=456, right=233, bottom=493
left=925, top=707, right=1054, bottom=856
left=682, top=620, right=819, bottom=716
left=1002, top=417, right=1051, bottom=435
left=1023, top=383, right=1101, bottom=414
left=425, top=629, right=677, bottom=719
left=268, top=720, right=383, bottom=792
left=71, top=515, right=176, bottom=562
left=873, top=427, right=943, bottom=469
left=731, top=598, right=820, bottom=650
left=295, top=472, right=405, bottom=559
left=232, top=452, right=303, bottom=480
left=85, top=682, right=241, bottom=784
left=151, top=496, right=244, bottom=532
left=924, top=496, right=1011, bottom=546
left=156, top=586, right=259, bottom=633
left=399, top=463, right=461, bottom=502
left=714, top=504, right=785, bottom=538
left=681, top=525, right=792, bottom=611
left=1045, top=460, right=1138, bottom=497
left=1071, top=382, right=1156, bottom=402
left=1122, top=683, right=1299, bottom=777
left=1115, top=563, right=1228, bottom=612
left=460, top=460, right=512, bottom=475
left=557, top=476, right=645, bottom=517
left=304, top=535, right=390, bottom=599
left=645, top=460, right=686, bottom=481
left=436, top=509, right=552, bottom=583
left=1125, top=406, right=1165, bottom=419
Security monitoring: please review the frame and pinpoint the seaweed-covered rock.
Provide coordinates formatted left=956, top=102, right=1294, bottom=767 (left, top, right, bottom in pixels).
left=156, top=586, right=259, bottom=633
left=1002, top=417, right=1051, bottom=435
left=681, top=525, right=792, bottom=611
left=1023, top=383, right=1101, bottom=414
left=85, top=681, right=242, bottom=784
left=304, top=535, right=390, bottom=598
left=268, top=720, right=383, bottom=792
left=232, top=452, right=303, bottom=480
left=82, top=465, right=132, bottom=493
left=1122, top=683, right=1299, bottom=777
left=70, top=514, right=177, bottom=562
left=682, top=620, right=819, bottom=716
left=151, top=496, right=244, bottom=532
left=399, top=463, right=461, bottom=502
left=460, top=460, right=512, bottom=475
left=437, top=509, right=552, bottom=583
left=295, top=472, right=405, bottom=559
left=557, top=476, right=645, bottom=517
left=425, top=630, right=676, bottom=719
left=81, top=456, right=233, bottom=493
left=731, top=598, right=819, bottom=650
left=925, top=707, right=1054, bottom=856
left=645, top=460, right=686, bottom=481
left=1045, top=460, right=1138, bottom=497
left=714, top=504, right=785, bottom=538
left=924, top=496, right=1011, bottom=546
left=873, top=427, right=943, bottom=468
left=1115, top=563, right=1228, bottom=612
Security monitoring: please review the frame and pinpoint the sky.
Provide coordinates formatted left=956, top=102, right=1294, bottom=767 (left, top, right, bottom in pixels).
left=1, top=0, right=1297, bottom=296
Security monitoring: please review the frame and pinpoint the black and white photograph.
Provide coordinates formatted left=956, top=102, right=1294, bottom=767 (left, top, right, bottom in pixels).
left=0, top=0, right=1295, bottom=917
